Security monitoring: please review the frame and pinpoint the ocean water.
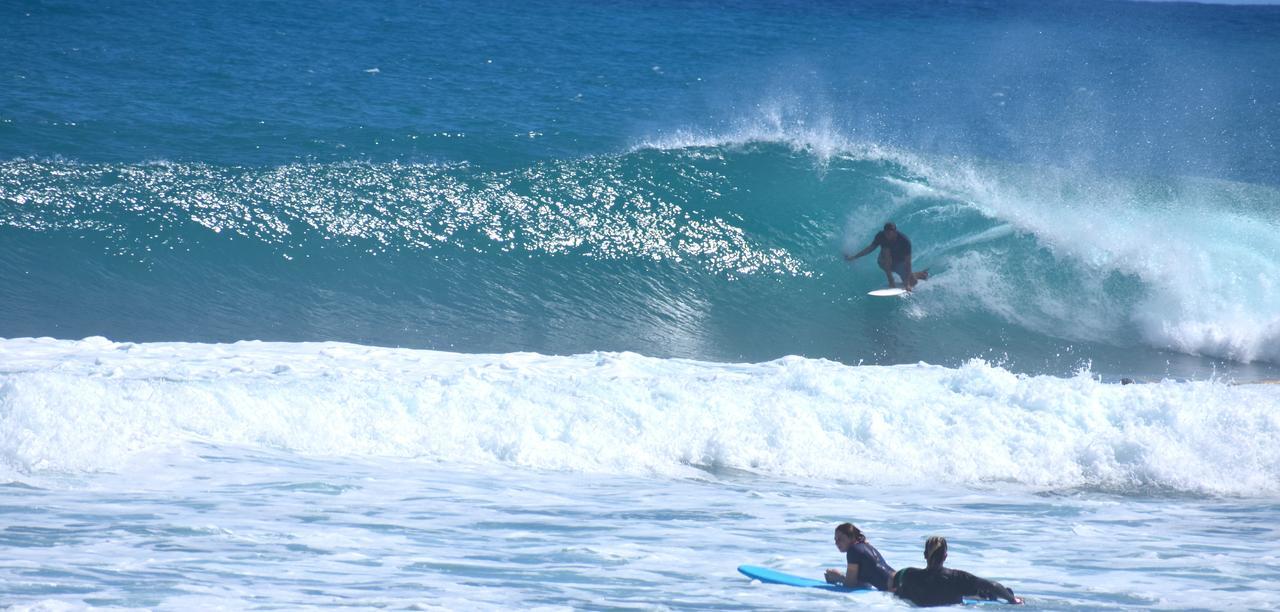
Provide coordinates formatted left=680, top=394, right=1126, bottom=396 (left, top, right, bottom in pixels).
left=2, top=0, right=1280, bottom=609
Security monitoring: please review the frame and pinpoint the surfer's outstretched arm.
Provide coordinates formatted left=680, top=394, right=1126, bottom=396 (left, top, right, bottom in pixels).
left=977, top=577, right=1022, bottom=605
left=845, top=242, right=877, bottom=261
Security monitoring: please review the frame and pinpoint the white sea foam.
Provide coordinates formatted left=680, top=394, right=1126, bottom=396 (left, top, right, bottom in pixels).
left=906, top=160, right=1280, bottom=364
left=2, top=337, right=1277, bottom=496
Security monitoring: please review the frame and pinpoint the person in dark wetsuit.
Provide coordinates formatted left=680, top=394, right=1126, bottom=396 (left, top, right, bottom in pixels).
left=890, top=536, right=1024, bottom=606
left=823, top=523, right=895, bottom=590
left=845, top=222, right=929, bottom=290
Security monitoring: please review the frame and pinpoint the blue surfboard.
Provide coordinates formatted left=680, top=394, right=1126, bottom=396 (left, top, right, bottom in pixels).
left=738, top=564, right=870, bottom=592
left=737, top=565, right=1010, bottom=605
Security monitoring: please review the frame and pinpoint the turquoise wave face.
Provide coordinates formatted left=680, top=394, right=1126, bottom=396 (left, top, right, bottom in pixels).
left=4, top=140, right=1279, bottom=378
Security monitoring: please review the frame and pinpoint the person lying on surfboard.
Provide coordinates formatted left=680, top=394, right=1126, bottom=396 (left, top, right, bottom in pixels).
left=889, top=536, right=1024, bottom=606
left=824, top=523, right=895, bottom=590
left=845, top=221, right=929, bottom=290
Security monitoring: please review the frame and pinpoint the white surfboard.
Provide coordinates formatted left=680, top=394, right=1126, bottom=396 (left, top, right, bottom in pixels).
left=868, top=288, right=908, bottom=297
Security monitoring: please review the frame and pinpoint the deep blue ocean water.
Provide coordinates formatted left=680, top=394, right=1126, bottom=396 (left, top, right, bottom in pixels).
left=2, top=1, right=1280, bottom=609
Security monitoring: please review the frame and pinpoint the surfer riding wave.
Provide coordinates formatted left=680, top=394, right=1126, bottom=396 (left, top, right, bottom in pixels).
left=846, top=222, right=929, bottom=291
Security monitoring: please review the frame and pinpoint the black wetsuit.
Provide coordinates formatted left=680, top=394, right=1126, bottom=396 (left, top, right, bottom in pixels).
left=846, top=542, right=895, bottom=591
left=872, top=230, right=912, bottom=266
left=893, top=567, right=1017, bottom=607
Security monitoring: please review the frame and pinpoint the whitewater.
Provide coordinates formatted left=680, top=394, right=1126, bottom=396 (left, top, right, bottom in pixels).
left=3, top=337, right=1279, bottom=609
left=4, top=337, right=1279, bottom=494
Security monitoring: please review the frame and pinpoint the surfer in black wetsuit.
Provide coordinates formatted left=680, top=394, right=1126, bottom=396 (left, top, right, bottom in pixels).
left=824, top=523, right=895, bottom=590
left=890, top=536, right=1024, bottom=606
left=846, top=222, right=929, bottom=290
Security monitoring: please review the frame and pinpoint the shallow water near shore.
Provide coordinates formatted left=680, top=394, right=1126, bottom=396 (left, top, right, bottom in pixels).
left=4, top=446, right=1279, bottom=610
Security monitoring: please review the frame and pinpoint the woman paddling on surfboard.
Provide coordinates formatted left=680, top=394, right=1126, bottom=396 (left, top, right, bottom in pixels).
left=890, top=536, right=1024, bottom=606
left=824, top=523, right=896, bottom=590
left=846, top=222, right=929, bottom=291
